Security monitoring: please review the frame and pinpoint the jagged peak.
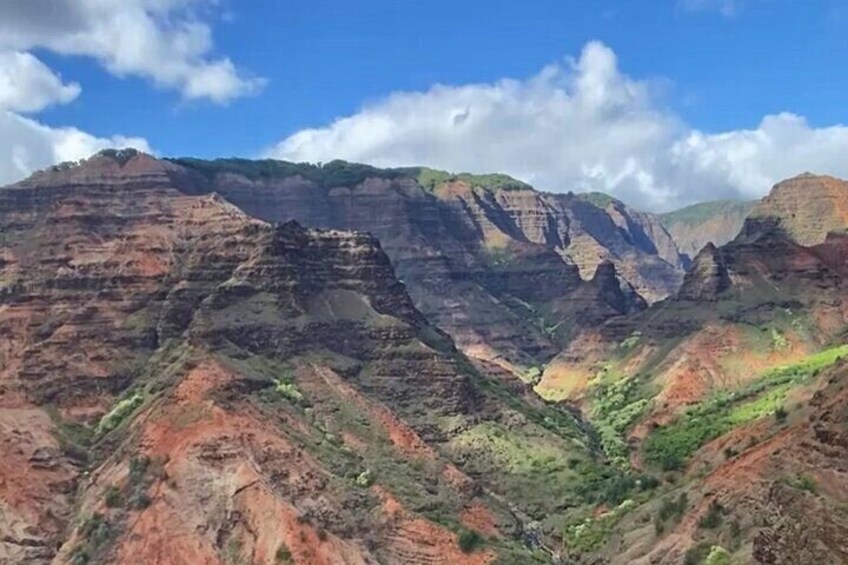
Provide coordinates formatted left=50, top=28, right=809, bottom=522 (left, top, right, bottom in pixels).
left=677, top=242, right=731, bottom=301
left=591, top=259, right=618, bottom=282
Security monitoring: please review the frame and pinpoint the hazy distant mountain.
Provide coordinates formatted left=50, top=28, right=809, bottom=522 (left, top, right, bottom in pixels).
left=660, top=199, right=756, bottom=259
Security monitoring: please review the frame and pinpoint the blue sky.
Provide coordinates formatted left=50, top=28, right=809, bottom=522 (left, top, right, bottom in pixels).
left=2, top=0, right=847, bottom=209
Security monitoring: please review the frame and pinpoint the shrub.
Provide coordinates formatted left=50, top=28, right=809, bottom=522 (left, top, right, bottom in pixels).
left=705, top=545, right=731, bottom=565
left=698, top=500, right=724, bottom=529
left=129, top=455, right=151, bottom=483
left=684, top=542, right=713, bottom=565
left=524, top=366, right=543, bottom=385
left=458, top=530, right=484, bottom=553
left=637, top=474, right=660, bottom=491
left=658, top=493, right=688, bottom=522
left=104, top=486, right=122, bottom=508
left=653, top=515, right=665, bottom=536
left=786, top=474, right=818, bottom=494
left=129, top=491, right=152, bottom=510
left=80, top=513, right=110, bottom=543
left=774, top=406, right=788, bottom=423
left=355, top=469, right=375, bottom=487
left=274, top=380, right=305, bottom=404
left=96, top=394, right=143, bottom=436
left=275, top=544, right=292, bottom=563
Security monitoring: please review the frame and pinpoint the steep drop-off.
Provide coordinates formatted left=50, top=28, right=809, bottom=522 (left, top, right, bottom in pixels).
left=536, top=208, right=848, bottom=562
left=660, top=199, right=755, bottom=259
left=0, top=150, right=649, bottom=564
left=161, top=158, right=685, bottom=371
left=748, top=173, right=848, bottom=246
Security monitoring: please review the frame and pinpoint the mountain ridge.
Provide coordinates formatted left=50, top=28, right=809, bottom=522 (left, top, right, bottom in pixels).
left=51, top=151, right=683, bottom=373
left=3, top=149, right=848, bottom=564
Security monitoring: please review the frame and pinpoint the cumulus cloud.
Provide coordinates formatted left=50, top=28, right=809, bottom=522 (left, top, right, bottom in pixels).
left=0, top=0, right=262, bottom=186
left=268, top=41, right=848, bottom=211
left=670, top=114, right=848, bottom=199
left=0, top=51, right=81, bottom=113
left=0, top=111, right=150, bottom=186
left=0, top=0, right=263, bottom=104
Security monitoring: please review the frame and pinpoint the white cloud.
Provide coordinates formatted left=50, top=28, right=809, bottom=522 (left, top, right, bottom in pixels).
left=0, top=110, right=150, bottom=186
left=0, top=51, right=81, bottom=113
left=0, top=0, right=258, bottom=186
left=0, top=0, right=263, bottom=104
left=670, top=114, right=848, bottom=200
left=268, top=41, right=848, bottom=211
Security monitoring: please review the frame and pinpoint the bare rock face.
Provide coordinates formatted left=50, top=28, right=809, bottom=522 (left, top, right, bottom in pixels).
left=677, top=243, right=731, bottom=301
left=748, top=173, right=848, bottom=246
left=660, top=199, right=755, bottom=260
left=166, top=160, right=681, bottom=367
left=0, top=150, right=620, bottom=565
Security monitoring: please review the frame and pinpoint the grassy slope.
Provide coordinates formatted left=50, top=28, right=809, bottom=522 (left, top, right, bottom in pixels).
left=659, top=200, right=756, bottom=228
left=642, top=344, right=848, bottom=470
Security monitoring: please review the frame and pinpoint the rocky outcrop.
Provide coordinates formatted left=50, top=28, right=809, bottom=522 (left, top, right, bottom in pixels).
left=164, top=159, right=681, bottom=367
left=748, top=173, right=848, bottom=246
left=677, top=243, right=731, bottom=301
left=0, top=150, right=613, bottom=564
left=660, top=199, right=755, bottom=259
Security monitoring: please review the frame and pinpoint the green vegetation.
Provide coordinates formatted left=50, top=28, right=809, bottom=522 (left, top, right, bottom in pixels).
left=225, top=538, right=244, bottom=564
left=274, top=380, right=306, bottom=404
left=783, top=473, right=818, bottom=494
left=404, top=166, right=531, bottom=191
left=683, top=542, right=714, bottom=565
left=355, top=469, right=375, bottom=487
left=170, top=157, right=406, bottom=186
left=450, top=421, right=583, bottom=511
left=101, top=455, right=156, bottom=513
left=241, top=356, right=309, bottom=407
left=643, top=345, right=848, bottom=469
left=618, top=331, right=642, bottom=351
left=458, top=530, right=485, bottom=553
left=660, top=200, right=755, bottom=228
left=576, top=192, right=619, bottom=209
left=104, top=486, right=123, bottom=508
left=275, top=544, right=293, bottom=563
left=71, top=513, right=114, bottom=564
left=654, top=492, right=688, bottom=535
left=683, top=543, right=731, bottom=565
left=95, top=393, right=144, bottom=437
left=565, top=499, right=636, bottom=552
left=705, top=546, right=731, bottom=565
left=47, top=406, right=94, bottom=464
left=522, top=366, right=543, bottom=386
left=697, top=500, right=725, bottom=529
left=173, top=157, right=536, bottom=193
left=588, top=367, right=651, bottom=464
left=770, top=328, right=788, bottom=350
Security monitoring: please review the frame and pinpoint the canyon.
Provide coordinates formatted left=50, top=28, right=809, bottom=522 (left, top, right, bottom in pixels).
left=1, top=150, right=846, bottom=564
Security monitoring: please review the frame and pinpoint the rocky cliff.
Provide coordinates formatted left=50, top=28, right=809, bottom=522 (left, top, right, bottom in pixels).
left=536, top=198, right=848, bottom=562
left=660, top=199, right=755, bottom=259
left=165, top=158, right=684, bottom=370
left=747, top=173, right=848, bottom=245
left=0, top=150, right=644, bottom=564
left=6, top=150, right=846, bottom=565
